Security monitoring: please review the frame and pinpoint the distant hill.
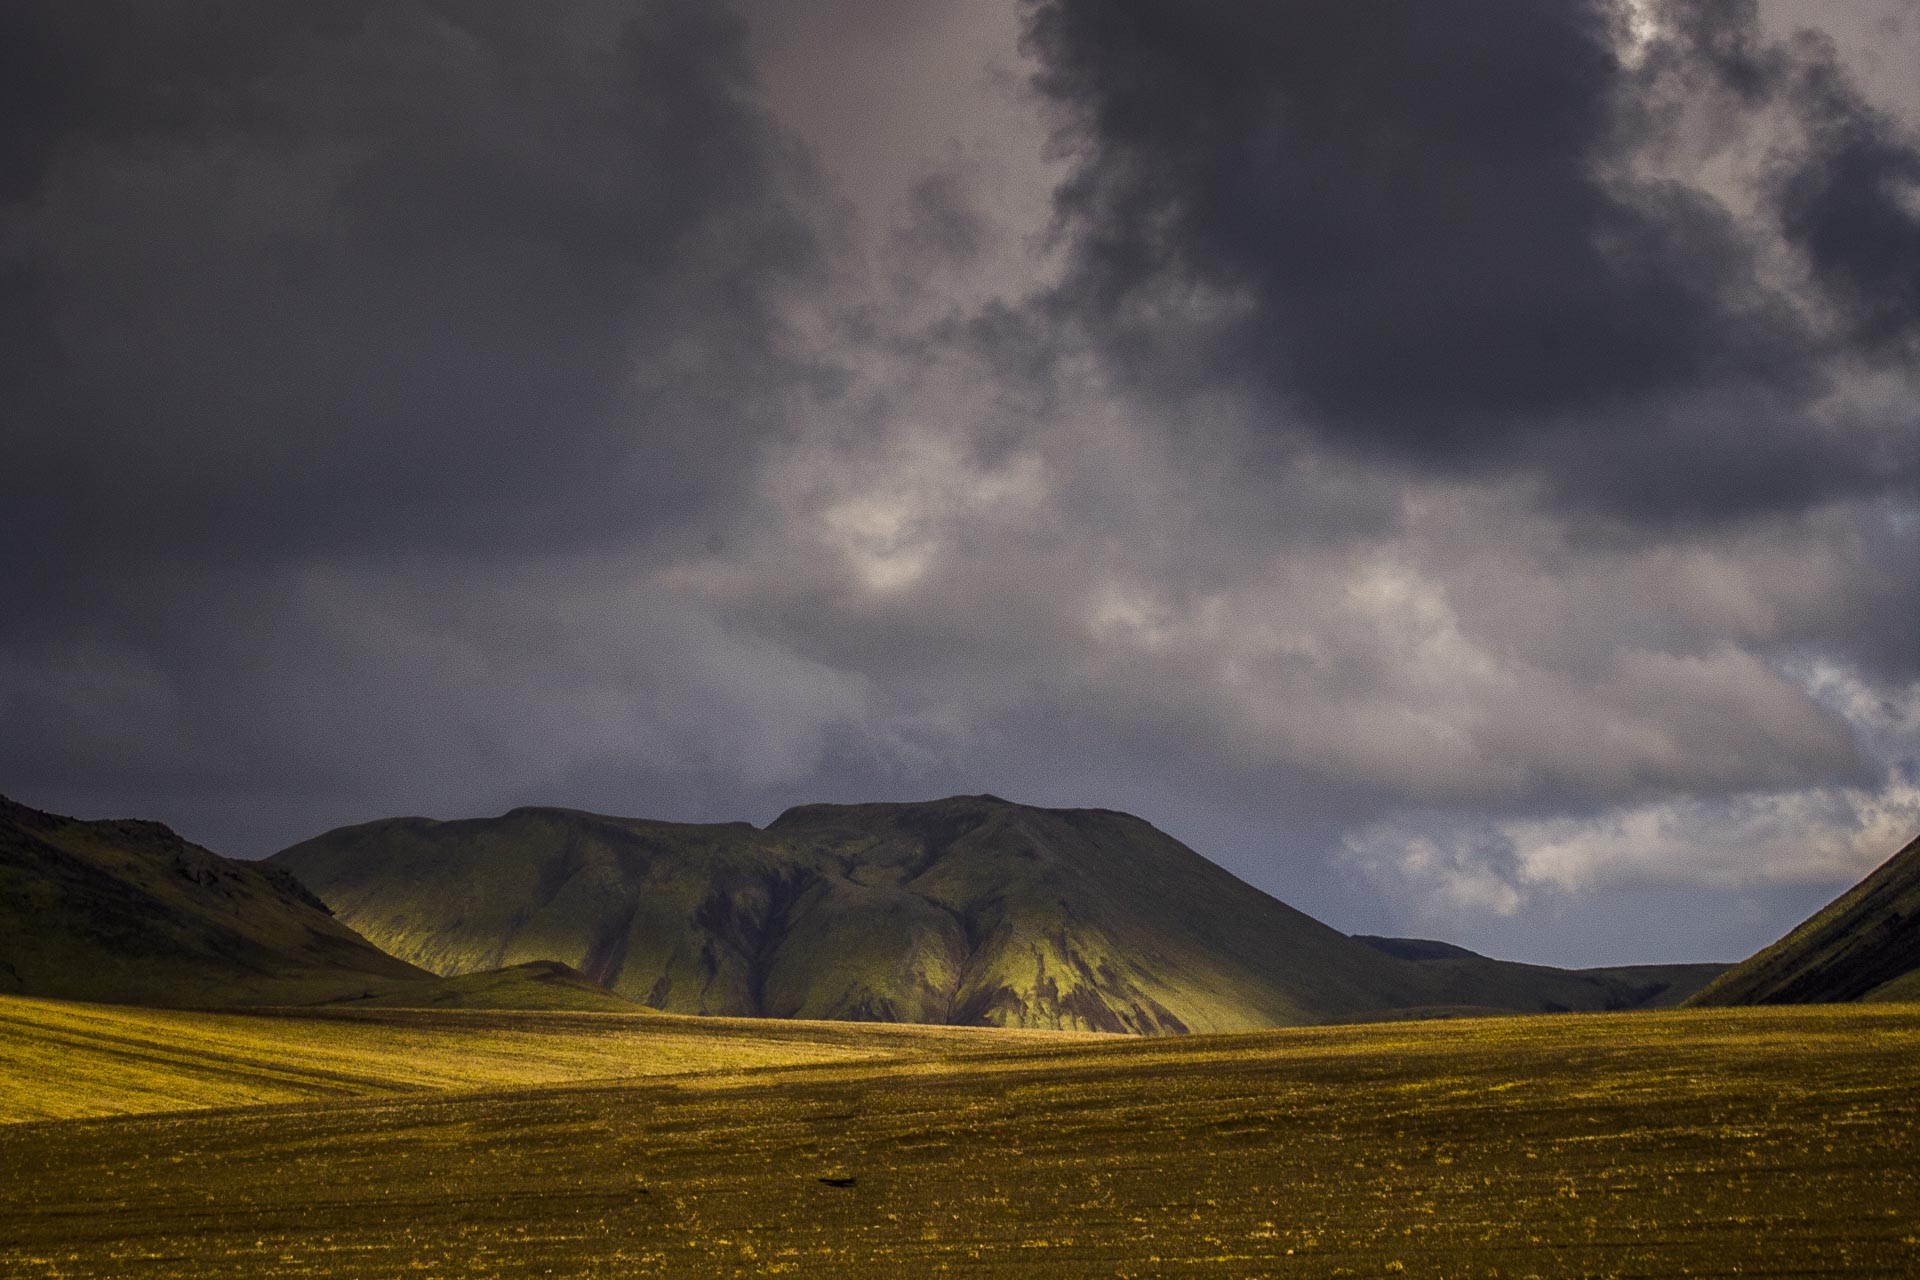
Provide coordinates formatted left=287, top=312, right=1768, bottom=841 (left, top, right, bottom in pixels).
left=1689, top=831, right=1920, bottom=1006
left=0, top=795, right=639, bottom=1011
left=274, top=795, right=1722, bottom=1033
left=1353, top=935, right=1720, bottom=1012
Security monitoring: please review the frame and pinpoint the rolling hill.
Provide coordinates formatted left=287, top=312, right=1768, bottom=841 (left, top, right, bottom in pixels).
left=0, top=794, right=637, bottom=1011
left=274, top=794, right=1722, bottom=1032
left=1689, top=830, right=1920, bottom=1006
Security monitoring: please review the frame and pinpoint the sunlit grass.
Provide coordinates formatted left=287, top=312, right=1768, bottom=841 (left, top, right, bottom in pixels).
left=0, top=994, right=1069, bottom=1123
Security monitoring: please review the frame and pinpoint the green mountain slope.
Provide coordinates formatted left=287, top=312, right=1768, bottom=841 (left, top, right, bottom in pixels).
left=1689, top=832, right=1920, bottom=1006
left=274, top=795, right=1720, bottom=1032
left=0, top=795, right=641, bottom=1012
left=0, top=793, right=432, bottom=1007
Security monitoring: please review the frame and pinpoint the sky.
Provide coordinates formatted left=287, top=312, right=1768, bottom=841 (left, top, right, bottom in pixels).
left=3, top=0, right=1918, bottom=968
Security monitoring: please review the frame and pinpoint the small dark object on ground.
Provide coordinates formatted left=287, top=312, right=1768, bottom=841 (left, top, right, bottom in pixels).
left=816, top=1176, right=856, bottom=1188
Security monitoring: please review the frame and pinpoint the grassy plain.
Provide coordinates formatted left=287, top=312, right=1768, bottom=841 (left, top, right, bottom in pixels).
left=0, top=995, right=1063, bottom=1124
left=1, top=1001, right=1916, bottom=1277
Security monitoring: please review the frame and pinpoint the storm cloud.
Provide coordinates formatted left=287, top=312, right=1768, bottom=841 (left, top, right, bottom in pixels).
left=3, top=0, right=1918, bottom=967
left=1025, top=0, right=1920, bottom=519
left=1, top=1, right=812, bottom=580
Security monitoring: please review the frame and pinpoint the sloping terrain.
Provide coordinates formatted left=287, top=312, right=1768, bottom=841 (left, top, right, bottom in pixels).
left=275, top=795, right=1720, bottom=1033
left=1690, top=831, right=1920, bottom=1006
left=0, top=795, right=641, bottom=1012
left=0, top=794, right=433, bottom=1007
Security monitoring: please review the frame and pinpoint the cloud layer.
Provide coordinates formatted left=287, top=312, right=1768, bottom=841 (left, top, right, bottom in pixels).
left=4, top=0, right=1917, bottom=965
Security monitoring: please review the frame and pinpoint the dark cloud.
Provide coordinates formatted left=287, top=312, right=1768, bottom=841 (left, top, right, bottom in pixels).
left=0, top=0, right=826, bottom=848
left=0, top=0, right=813, bottom=592
left=1644, top=1, right=1920, bottom=351
left=892, top=173, right=985, bottom=266
left=1771, top=50, right=1920, bottom=353
left=1021, top=0, right=1918, bottom=520
left=3, top=0, right=1917, bottom=971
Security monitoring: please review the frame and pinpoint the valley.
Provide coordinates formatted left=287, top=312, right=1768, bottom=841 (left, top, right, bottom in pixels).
left=6, top=791, right=1919, bottom=1275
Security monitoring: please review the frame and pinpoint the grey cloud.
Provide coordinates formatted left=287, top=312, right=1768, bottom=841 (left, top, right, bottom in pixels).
left=1646, top=1, right=1920, bottom=351
left=891, top=173, right=986, bottom=267
left=693, top=384, right=1878, bottom=819
left=1, top=0, right=813, bottom=594
left=1773, top=54, right=1920, bottom=352
left=1, top=0, right=827, bottom=844
left=1020, top=0, right=1918, bottom=522
left=6, top=0, right=1919, bottom=973
left=0, top=555, right=882, bottom=855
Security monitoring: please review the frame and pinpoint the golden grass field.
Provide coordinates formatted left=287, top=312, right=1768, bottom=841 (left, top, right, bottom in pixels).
left=0, top=995, right=1067, bottom=1123
left=1, top=996, right=1916, bottom=1277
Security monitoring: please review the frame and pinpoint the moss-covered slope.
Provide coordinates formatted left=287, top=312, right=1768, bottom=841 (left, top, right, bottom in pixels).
left=0, top=794, right=432, bottom=1007
left=0, top=795, right=650, bottom=1012
left=275, top=795, right=1720, bottom=1032
left=1689, top=831, right=1920, bottom=1006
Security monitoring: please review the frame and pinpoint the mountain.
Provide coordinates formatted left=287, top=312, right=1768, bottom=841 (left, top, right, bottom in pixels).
left=0, top=793, right=431, bottom=1007
left=1689, top=831, right=1920, bottom=1006
left=0, top=794, right=640, bottom=1011
left=273, top=795, right=1722, bottom=1033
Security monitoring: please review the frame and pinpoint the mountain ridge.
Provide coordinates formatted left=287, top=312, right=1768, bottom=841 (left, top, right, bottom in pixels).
left=274, top=794, right=1722, bottom=1033
left=0, top=792, right=429, bottom=1007
left=0, top=794, right=641, bottom=1012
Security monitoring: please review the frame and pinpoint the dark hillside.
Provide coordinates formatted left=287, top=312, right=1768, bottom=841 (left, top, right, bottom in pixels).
left=0, top=794, right=427, bottom=1007
left=1690, top=832, right=1920, bottom=1006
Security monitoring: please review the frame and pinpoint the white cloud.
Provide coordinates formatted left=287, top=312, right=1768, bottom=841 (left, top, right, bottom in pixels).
left=1347, top=663, right=1920, bottom=921
left=816, top=429, right=1048, bottom=593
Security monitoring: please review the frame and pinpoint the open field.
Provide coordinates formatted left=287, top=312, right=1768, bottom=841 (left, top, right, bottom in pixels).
left=1, top=1003, right=1917, bottom=1277
left=0, top=995, right=1067, bottom=1124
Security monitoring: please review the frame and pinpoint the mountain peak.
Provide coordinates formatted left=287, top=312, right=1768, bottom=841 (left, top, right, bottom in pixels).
left=766, top=793, right=1023, bottom=831
left=273, top=797, right=1723, bottom=1033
